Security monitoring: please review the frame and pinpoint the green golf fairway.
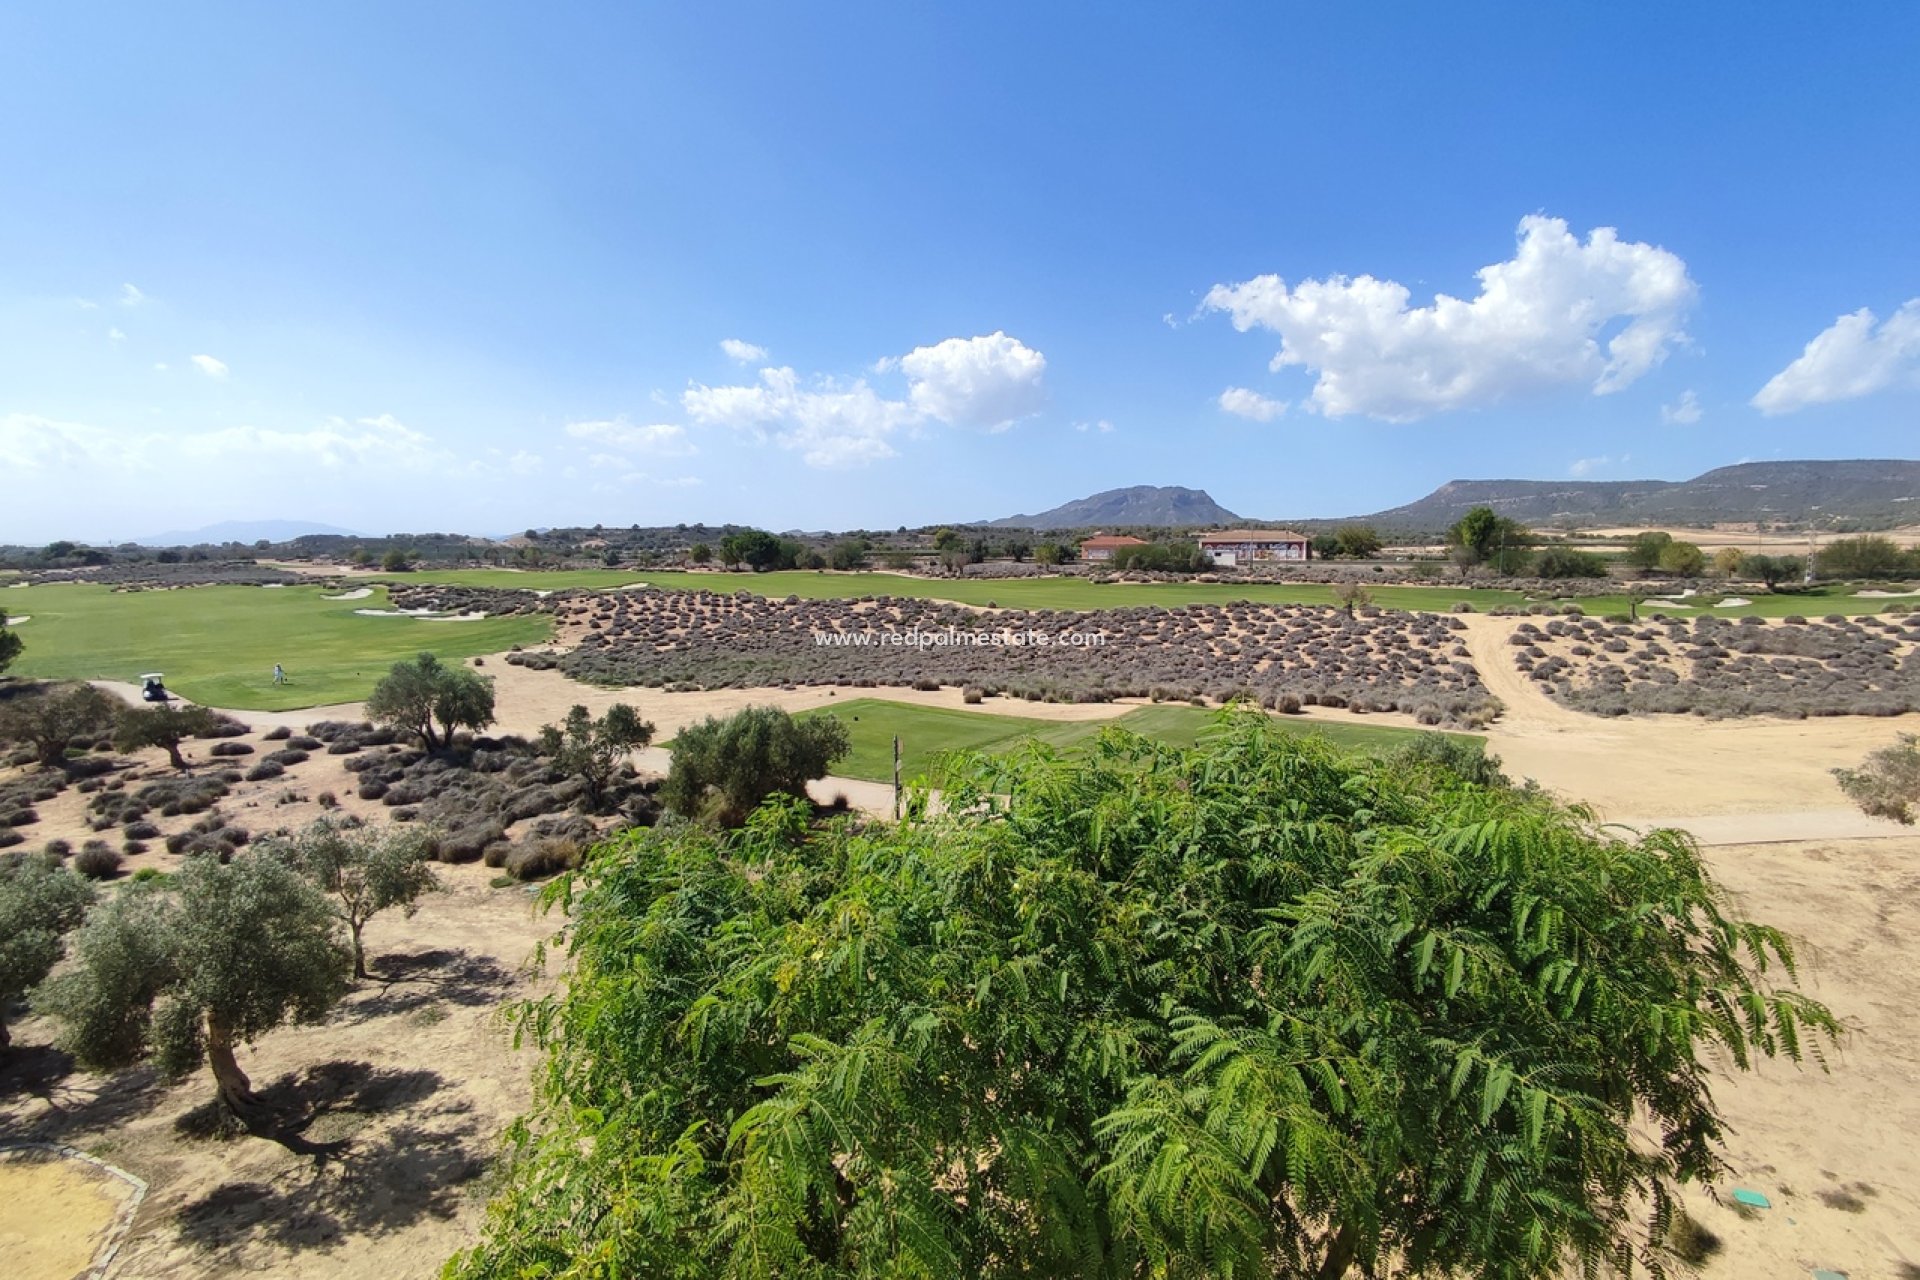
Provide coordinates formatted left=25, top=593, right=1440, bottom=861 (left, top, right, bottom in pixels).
left=402, top=567, right=1525, bottom=611
left=2, top=582, right=550, bottom=710
left=393, top=566, right=1914, bottom=617
left=790, top=698, right=1479, bottom=785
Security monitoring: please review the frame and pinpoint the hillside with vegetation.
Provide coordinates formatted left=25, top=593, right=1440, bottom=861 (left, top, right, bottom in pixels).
left=1360, top=460, right=1920, bottom=532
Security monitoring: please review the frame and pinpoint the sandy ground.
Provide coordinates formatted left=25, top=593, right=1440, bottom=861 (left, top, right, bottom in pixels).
left=1577, top=523, right=1920, bottom=552
left=0, top=1150, right=137, bottom=1277
left=1458, top=616, right=1920, bottom=829
left=0, top=867, right=557, bottom=1280
left=1680, top=836, right=1920, bottom=1279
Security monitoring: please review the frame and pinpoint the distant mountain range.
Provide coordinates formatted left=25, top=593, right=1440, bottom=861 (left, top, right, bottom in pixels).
left=988, top=485, right=1241, bottom=530
left=130, top=519, right=361, bottom=547
left=1357, top=460, right=1920, bottom=531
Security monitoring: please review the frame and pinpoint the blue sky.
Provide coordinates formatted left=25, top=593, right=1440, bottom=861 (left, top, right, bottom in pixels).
left=3, top=2, right=1917, bottom=542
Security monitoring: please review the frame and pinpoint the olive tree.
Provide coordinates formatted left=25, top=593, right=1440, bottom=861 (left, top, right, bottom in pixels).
left=1333, top=523, right=1383, bottom=558
left=453, top=715, right=1836, bottom=1280
left=271, top=818, right=441, bottom=979
left=1746, top=554, right=1804, bottom=591
left=0, top=855, right=95, bottom=1051
left=112, top=703, right=221, bottom=770
left=538, top=702, right=655, bottom=812
left=34, top=852, right=352, bottom=1128
left=660, top=705, right=849, bottom=826
left=0, top=681, right=119, bottom=767
left=365, top=651, right=495, bottom=749
left=1833, top=733, right=1920, bottom=825
left=0, top=613, right=21, bottom=674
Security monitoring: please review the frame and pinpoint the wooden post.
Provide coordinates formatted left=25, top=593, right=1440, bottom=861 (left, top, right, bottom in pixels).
left=892, top=735, right=901, bottom=821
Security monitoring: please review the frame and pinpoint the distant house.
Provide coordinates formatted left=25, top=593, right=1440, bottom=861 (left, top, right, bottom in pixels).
left=1197, top=529, right=1312, bottom=566
left=1078, top=534, right=1149, bottom=563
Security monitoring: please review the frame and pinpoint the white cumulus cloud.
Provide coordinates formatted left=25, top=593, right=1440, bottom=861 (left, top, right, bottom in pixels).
left=684, top=367, right=918, bottom=467
left=896, top=331, right=1047, bottom=430
left=190, top=353, right=228, bottom=378
left=565, top=418, right=696, bottom=456
left=684, top=332, right=1047, bottom=467
left=720, top=338, right=768, bottom=364
left=1751, top=300, right=1920, bottom=415
left=1660, top=389, right=1702, bottom=425
left=1203, top=215, right=1697, bottom=422
left=1217, top=387, right=1287, bottom=422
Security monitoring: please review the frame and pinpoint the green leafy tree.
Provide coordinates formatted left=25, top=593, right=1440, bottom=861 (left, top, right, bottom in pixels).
left=0, top=856, right=95, bottom=1052
left=34, top=852, right=352, bottom=1128
left=1833, top=733, right=1920, bottom=825
left=113, top=704, right=221, bottom=770
left=451, top=717, right=1836, bottom=1279
left=0, top=612, right=21, bottom=674
left=381, top=547, right=414, bottom=572
left=0, top=682, right=119, bottom=767
left=271, top=818, right=441, bottom=979
left=1745, top=554, right=1804, bottom=591
left=365, top=652, right=496, bottom=749
left=1311, top=532, right=1341, bottom=560
left=538, top=703, right=656, bottom=812
left=1534, top=546, right=1610, bottom=579
left=688, top=542, right=713, bottom=565
left=348, top=546, right=373, bottom=567
left=719, top=530, right=793, bottom=572
left=827, top=540, right=870, bottom=571
left=1332, top=580, right=1371, bottom=615
left=1446, top=506, right=1530, bottom=573
left=1711, top=546, right=1745, bottom=578
left=1656, top=540, right=1706, bottom=576
left=1622, top=531, right=1673, bottom=572
left=1333, top=524, right=1383, bottom=558
left=1814, top=534, right=1916, bottom=580
left=660, top=705, right=850, bottom=826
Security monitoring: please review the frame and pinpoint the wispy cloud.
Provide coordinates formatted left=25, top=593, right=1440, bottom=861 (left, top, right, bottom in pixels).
left=119, top=283, right=147, bottom=307
left=564, top=417, right=696, bottom=456
left=1217, top=387, right=1287, bottom=422
left=720, top=338, right=768, bottom=364
left=1660, top=389, right=1702, bottom=424
left=190, top=354, right=228, bottom=378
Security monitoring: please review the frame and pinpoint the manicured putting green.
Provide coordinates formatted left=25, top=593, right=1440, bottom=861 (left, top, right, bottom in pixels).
left=791, top=697, right=1478, bottom=785
left=2, top=582, right=550, bottom=711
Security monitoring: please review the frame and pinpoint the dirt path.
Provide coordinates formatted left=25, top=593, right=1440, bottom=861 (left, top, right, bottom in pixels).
left=1457, top=616, right=1920, bottom=821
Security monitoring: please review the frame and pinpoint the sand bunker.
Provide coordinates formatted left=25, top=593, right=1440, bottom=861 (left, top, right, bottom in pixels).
left=0, top=1146, right=143, bottom=1280
left=1718, top=597, right=1753, bottom=608
left=353, top=607, right=488, bottom=622
left=3, top=615, right=27, bottom=625
left=1856, top=588, right=1920, bottom=598
left=323, top=587, right=374, bottom=600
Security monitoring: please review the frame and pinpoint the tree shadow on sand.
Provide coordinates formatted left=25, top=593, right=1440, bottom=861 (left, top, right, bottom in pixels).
left=0, top=1036, right=170, bottom=1145
left=337, top=946, right=518, bottom=1024
left=172, top=1060, right=489, bottom=1254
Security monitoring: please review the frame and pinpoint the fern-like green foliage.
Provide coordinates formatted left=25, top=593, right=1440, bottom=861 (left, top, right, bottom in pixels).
left=447, top=710, right=1838, bottom=1280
